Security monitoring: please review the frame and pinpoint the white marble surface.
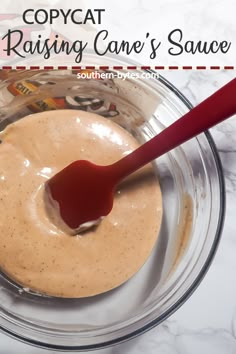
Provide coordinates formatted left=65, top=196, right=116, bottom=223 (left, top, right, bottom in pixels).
left=1, top=0, right=236, bottom=352
left=0, top=69, right=235, bottom=354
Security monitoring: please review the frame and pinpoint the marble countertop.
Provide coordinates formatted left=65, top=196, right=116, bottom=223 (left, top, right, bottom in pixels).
left=0, top=70, right=235, bottom=354
left=1, top=0, right=236, bottom=352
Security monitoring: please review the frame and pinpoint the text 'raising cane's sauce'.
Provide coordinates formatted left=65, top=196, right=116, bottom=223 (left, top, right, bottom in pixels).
left=0, top=110, right=162, bottom=298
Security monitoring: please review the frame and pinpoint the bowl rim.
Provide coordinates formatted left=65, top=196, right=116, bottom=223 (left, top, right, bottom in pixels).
left=0, top=71, right=225, bottom=351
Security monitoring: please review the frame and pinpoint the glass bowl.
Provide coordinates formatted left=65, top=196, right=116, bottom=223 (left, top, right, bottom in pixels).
left=0, top=60, right=225, bottom=351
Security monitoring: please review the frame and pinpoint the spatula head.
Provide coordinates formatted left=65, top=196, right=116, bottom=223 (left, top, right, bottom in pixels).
left=46, top=160, right=115, bottom=230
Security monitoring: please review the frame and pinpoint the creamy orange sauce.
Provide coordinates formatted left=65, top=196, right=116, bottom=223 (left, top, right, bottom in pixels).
left=0, top=110, right=162, bottom=298
left=170, top=194, right=193, bottom=275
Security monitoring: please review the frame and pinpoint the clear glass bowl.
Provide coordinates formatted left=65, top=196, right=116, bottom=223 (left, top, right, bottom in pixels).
left=0, top=60, right=225, bottom=351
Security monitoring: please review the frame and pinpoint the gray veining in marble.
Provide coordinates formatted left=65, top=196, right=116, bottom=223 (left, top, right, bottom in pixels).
left=0, top=0, right=236, bottom=352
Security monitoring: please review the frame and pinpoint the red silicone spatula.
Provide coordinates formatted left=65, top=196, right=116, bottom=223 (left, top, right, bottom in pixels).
left=47, top=78, right=236, bottom=231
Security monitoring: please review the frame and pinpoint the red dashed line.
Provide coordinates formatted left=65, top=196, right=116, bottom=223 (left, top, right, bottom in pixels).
left=0, top=65, right=235, bottom=71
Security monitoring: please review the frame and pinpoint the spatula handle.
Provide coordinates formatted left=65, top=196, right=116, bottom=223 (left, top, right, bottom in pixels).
left=111, top=78, right=236, bottom=181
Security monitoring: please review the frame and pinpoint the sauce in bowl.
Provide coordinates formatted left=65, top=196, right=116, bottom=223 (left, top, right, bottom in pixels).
left=0, top=110, right=162, bottom=298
